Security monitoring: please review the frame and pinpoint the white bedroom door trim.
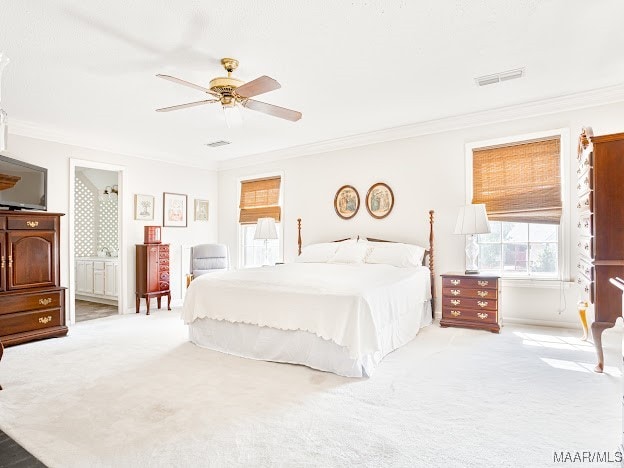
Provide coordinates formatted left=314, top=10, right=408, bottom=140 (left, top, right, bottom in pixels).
left=68, top=158, right=128, bottom=324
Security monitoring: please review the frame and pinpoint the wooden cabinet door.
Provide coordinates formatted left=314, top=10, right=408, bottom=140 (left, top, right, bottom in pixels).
left=147, top=246, right=159, bottom=293
left=0, top=234, right=5, bottom=293
left=76, top=260, right=87, bottom=293
left=93, top=270, right=105, bottom=295
left=7, top=231, right=57, bottom=290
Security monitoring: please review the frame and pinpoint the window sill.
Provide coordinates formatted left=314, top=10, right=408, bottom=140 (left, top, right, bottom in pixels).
left=501, top=277, right=573, bottom=289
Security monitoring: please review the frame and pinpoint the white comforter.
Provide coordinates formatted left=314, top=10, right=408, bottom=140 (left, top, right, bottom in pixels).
left=181, top=263, right=431, bottom=359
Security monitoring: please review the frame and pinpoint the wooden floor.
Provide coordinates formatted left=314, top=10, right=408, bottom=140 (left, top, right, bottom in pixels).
left=75, top=300, right=118, bottom=322
left=0, top=430, right=46, bottom=468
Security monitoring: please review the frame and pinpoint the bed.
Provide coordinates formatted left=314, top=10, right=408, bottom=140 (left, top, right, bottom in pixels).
left=181, top=211, right=436, bottom=377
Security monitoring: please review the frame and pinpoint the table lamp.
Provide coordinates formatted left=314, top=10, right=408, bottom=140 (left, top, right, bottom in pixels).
left=254, top=217, right=278, bottom=266
left=454, top=204, right=491, bottom=274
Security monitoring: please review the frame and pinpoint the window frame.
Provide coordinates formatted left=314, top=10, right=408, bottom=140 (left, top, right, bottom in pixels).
left=237, top=171, right=285, bottom=269
left=464, top=128, right=570, bottom=286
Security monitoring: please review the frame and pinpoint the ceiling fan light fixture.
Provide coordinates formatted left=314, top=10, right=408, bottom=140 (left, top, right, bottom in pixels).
left=223, top=103, right=243, bottom=128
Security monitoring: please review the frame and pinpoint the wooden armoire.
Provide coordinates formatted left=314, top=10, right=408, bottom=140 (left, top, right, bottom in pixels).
left=576, top=128, right=624, bottom=372
left=0, top=212, right=68, bottom=346
left=135, top=243, right=171, bottom=315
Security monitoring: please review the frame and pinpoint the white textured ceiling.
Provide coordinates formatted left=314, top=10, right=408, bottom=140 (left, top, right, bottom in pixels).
left=1, top=0, right=623, bottom=169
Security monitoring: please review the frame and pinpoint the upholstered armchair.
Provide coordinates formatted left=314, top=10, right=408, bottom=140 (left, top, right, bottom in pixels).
left=187, top=244, right=230, bottom=286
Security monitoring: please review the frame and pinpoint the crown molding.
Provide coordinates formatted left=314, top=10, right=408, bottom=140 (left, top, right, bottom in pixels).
left=7, top=119, right=219, bottom=171
left=6, top=83, right=624, bottom=173
left=217, top=82, right=624, bottom=171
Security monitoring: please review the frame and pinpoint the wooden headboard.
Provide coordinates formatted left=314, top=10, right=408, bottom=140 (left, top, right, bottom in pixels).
left=296, top=210, right=436, bottom=315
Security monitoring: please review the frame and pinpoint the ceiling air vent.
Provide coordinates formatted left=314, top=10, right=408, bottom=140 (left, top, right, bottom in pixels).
left=475, top=68, right=524, bottom=87
left=205, top=140, right=231, bottom=148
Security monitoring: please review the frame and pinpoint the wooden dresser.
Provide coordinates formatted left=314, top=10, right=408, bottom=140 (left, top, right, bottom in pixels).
left=576, top=128, right=624, bottom=372
left=0, top=212, right=67, bottom=347
left=440, top=273, right=501, bottom=333
left=135, top=243, right=171, bottom=315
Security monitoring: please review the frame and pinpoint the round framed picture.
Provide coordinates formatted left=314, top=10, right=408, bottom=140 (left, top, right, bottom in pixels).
left=334, top=185, right=360, bottom=220
left=366, top=182, right=394, bottom=219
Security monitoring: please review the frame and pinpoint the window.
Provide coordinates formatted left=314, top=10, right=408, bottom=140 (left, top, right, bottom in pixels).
left=470, top=135, right=563, bottom=279
left=238, top=175, right=282, bottom=268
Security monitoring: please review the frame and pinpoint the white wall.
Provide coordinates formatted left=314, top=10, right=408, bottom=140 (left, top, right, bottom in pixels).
left=1, top=133, right=219, bottom=313
left=218, top=101, right=624, bottom=327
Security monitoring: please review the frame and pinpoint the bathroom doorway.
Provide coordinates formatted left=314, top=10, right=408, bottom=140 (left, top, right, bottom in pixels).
left=68, top=159, right=126, bottom=324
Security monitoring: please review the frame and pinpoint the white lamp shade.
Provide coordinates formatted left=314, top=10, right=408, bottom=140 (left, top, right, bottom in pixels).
left=254, top=217, right=278, bottom=240
left=454, top=204, right=491, bottom=235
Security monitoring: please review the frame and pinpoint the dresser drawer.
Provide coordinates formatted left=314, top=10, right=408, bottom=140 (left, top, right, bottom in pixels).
left=577, top=236, right=594, bottom=260
left=577, top=148, right=592, bottom=174
left=576, top=273, right=594, bottom=304
left=159, top=245, right=169, bottom=258
left=159, top=281, right=169, bottom=291
left=159, top=258, right=169, bottom=270
left=7, top=216, right=56, bottom=230
left=442, top=296, right=497, bottom=311
left=442, top=307, right=497, bottom=324
left=577, top=258, right=593, bottom=281
left=0, top=290, right=64, bottom=316
left=0, top=307, right=63, bottom=335
left=160, top=272, right=169, bottom=282
left=442, top=287, right=498, bottom=299
left=576, top=191, right=592, bottom=213
left=577, top=170, right=592, bottom=196
left=577, top=214, right=592, bottom=237
left=441, top=277, right=497, bottom=289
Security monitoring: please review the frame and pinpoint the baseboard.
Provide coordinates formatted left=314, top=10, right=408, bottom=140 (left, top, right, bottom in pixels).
left=125, top=298, right=183, bottom=314
left=502, top=316, right=581, bottom=330
left=76, top=294, right=118, bottom=306
left=434, top=310, right=582, bottom=330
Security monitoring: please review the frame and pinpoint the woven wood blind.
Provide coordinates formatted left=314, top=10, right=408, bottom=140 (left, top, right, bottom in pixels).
left=472, top=137, right=562, bottom=224
left=239, top=176, right=281, bottom=224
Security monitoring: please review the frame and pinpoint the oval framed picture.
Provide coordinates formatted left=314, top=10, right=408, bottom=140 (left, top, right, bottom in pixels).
left=334, top=185, right=360, bottom=220
left=366, top=182, right=394, bottom=219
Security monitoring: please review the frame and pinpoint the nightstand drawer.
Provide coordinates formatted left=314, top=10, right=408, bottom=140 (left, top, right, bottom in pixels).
left=442, top=307, right=497, bottom=324
left=442, top=277, right=497, bottom=289
left=442, top=287, right=498, bottom=299
left=442, top=296, right=497, bottom=311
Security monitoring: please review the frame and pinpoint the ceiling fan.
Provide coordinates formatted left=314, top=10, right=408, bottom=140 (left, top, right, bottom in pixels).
left=156, top=58, right=302, bottom=127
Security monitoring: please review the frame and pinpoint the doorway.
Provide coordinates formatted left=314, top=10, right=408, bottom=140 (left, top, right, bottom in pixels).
left=68, top=159, right=126, bottom=324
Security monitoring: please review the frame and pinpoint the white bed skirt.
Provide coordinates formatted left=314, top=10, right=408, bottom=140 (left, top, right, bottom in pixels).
left=189, top=301, right=432, bottom=378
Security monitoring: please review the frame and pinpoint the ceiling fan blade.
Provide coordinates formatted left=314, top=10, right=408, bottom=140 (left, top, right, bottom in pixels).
left=235, top=76, right=281, bottom=98
left=156, top=74, right=220, bottom=97
left=243, top=99, right=302, bottom=122
left=156, top=99, right=219, bottom=112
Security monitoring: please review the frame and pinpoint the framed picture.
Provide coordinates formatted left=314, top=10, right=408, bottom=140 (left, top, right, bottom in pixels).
left=194, top=199, right=209, bottom=221
left=134, top=194, right=154, bottom=221
left=334, top=185, right=360, bottom=220
left=163, top=192, right=187, bottom=227
left=366, top=182, right=394, bottom=219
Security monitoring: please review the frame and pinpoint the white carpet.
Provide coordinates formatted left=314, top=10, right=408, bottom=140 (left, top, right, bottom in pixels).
left=0, top=310, right=621, bottom=468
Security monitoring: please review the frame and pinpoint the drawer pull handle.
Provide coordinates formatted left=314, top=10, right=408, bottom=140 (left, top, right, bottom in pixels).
left=477, top=301, right=488, bottom=308
left=477, top=313, right=489, bottom=320
left=26, top=221, right=39, bottom=227
left=38, top=315, right=52, bottom=324
left=39, top=298, right=52, bottom=306
left=451, top=310, right=461, bottom=317
left=477, top=280, right=489, bottom=286
left=450, top=289, right=460, bottom=296
left=450, top=299, right=460, bottom=306
left=477, top=290, right=488, bottom=297
left=450, top=279, right=460, bottom=285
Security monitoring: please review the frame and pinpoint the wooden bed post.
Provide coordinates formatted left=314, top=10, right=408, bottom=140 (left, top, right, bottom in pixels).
left=297, top=218, right=302, bottom=256
left=429, top=210, right=435, bottom=318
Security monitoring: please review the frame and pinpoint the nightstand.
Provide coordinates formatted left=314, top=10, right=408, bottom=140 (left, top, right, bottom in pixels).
left=440, top=272, right=501, bottom=333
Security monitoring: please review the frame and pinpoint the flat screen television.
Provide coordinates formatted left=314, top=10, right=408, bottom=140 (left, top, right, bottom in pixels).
left=0, top=154, right=47, bottom=211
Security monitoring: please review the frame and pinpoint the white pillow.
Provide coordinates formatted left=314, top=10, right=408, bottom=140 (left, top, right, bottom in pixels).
left=328, top=242, right=370, bottom=264
left=365, top=242, right=426, bottom=268
left=296, top=242, right=340, bottom=263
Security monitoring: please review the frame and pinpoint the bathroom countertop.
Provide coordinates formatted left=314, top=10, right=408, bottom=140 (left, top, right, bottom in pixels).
left=76, top=256, right=119, bottom=261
